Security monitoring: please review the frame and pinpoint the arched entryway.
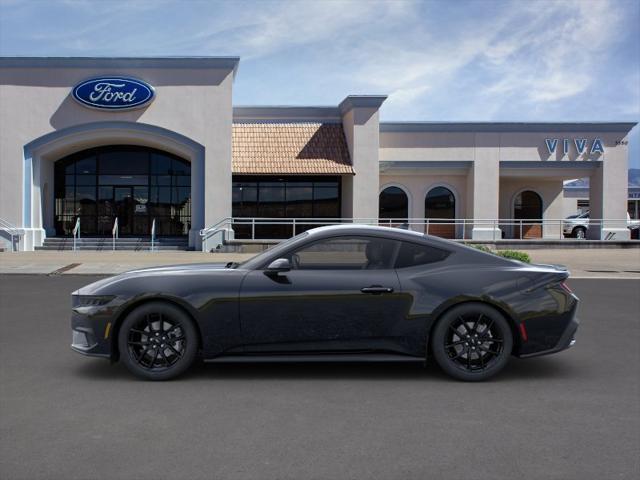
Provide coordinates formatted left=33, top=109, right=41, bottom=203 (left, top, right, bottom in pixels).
left=22, top=121, right=205, bottom=250
left=379, top=186, right=409, bottom=226
left=425, top=186, right=456, bottom=238
left=54, top=145, right=191, bottom=236
left=513, top=190, right=543, bottom=238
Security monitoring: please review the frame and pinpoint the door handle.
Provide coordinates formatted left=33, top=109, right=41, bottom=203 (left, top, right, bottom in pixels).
left=361, top=286, right=394, bottom=294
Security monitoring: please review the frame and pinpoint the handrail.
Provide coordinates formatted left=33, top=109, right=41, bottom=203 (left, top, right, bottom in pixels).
left=112, top=217, right=118, bottom=251
left=199, top=217, right=235, bottom=245
left=200, top=217, right=233, bottom=237
left=150, top=218, right=156, bottom=252
left=200, top=216, right=639, bottom=244
left=0, top=218, right=25, bottom=252
left=72, top=217, right=81, bottom=251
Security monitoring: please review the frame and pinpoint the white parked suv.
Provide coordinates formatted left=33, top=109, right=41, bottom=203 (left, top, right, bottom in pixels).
left=563, top=211, right=640, bottom=239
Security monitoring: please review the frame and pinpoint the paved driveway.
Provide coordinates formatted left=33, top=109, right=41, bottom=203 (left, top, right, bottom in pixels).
left=0, top=275, right=638, bottom=480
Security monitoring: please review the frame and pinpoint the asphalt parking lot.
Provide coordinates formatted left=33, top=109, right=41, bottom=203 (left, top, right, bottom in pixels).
left=0, top=275, right=639, bottom=480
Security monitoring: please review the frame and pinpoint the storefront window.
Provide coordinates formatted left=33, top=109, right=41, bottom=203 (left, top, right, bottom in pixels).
left=514, top=190, right=543, bottom=239
left=425, top=186, right=456, bottom=238
left=54, top=146, right=191, bottom=236
left=629, top=200, right=639, bottom=220
left=379, top=186, right=408, bottom=224
left=232, top=176, right=341, bottom=239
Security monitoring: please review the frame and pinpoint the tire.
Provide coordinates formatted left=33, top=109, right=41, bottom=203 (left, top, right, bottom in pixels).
left=431, top=303, right=513, bottom=381
left=118, top=301, right=198, bottom=380
left=573, top=227, right=586, bottom=239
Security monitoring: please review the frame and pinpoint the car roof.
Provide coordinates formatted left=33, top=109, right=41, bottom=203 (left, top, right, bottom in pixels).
left=305, top=224, right=464, bottom=250
left=306, top=224, right=426, bottom=239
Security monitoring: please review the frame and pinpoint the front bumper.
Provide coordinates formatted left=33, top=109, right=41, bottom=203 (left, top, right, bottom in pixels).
left=70, top=304, right=116, bottom=358
left=518, top=316, right=579, bottom=358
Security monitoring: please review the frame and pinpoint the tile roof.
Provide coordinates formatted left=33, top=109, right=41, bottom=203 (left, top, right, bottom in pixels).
left=232, top=123, right=354, bottom=175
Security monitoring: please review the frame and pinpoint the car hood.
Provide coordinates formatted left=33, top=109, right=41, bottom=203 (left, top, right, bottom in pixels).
left=126, top=262, right=230, bottom=274
left=73, top=262, right=234, bottom=295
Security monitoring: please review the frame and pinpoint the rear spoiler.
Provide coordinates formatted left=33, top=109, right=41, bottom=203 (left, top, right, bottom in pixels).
left=533, top=263, right=568, bottom=272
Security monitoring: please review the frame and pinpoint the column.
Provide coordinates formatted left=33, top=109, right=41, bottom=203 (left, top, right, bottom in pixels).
left=471, top=133, right=501, bottom=240
left=340, top=95, right=387, bottom=222
left=588, top=142, right=629, bottom=239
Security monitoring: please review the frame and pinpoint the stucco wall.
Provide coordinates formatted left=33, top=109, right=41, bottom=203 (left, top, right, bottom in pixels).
left=380, top=126, right=633, bottom=239
left=341, top=101, right=383, bottom=221
left=0, top=60, right=235, bottom=248
left=380, top=129, right=629, bottom=163
left=379, top=173, right=469, bottom=220
left=499, top=179, right=564, bottom=238
left=562, top=195, right=581, bottom=217
left=381, top=173, right=568, bottom=239
left=380, top=132, right=475, bottom=161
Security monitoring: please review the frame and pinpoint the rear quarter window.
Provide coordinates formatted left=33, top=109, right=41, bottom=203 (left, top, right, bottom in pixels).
left=395, top=241, right=450, bottom=268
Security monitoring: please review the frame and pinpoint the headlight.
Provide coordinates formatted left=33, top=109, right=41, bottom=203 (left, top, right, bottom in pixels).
left=72, top=295, right=115, bottom=307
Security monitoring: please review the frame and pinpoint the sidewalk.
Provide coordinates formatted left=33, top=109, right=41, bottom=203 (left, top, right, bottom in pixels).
left=0, top=248, right=639, bottom=278
left=0, top=251, right=253, bottom=275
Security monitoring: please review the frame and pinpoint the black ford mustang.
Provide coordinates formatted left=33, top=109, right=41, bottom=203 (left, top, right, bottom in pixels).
left=71, top=225, right=579, bottom=381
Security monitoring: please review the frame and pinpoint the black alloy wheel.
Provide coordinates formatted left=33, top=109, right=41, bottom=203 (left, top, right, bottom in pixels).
left=118, top=302, right=198, bottom=380
left=431, top=303, right=513, bottom=381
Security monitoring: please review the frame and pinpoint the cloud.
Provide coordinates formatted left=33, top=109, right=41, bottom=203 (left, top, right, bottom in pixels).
left=182, top=0, right=414, bottom=60
left=481, top=0, right=622, bottom=103
left=0, top=0, right=636, bottom=123
left=340, top=0, right=627, bottom=118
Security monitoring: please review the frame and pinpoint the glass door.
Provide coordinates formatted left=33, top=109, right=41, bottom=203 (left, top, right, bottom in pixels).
left=114, top=187, right=134, bottom=236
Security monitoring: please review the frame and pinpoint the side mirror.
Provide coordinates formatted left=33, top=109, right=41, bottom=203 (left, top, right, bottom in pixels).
left=265, top=258, right=291, bottom=274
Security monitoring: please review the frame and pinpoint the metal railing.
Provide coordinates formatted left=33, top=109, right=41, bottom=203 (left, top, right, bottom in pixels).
left=0, top=218, right=25, bottom=252
left=200, top=216, right=638, bottom=248
left=150, top=218, right=156, bottom=252
left=72, top=217, right=81, bottom=251
left=111, top=217, right=118, bottom=251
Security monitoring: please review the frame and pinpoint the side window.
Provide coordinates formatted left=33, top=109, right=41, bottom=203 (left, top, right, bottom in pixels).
left=395, top=241, right=449, bottom=268
left=288, top=236, right=398, bottom=270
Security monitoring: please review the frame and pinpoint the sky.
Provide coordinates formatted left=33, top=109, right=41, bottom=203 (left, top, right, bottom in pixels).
left=1, top=0, right=639, bottom=167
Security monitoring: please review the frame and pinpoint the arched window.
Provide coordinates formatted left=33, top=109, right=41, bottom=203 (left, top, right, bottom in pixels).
left=54, top=145, right=191, bottom=237
left=514, top=190, right=543, bottom=238
left=379, top=186, right=408, bottom=224
left=425, top=186, right=455, bottom=238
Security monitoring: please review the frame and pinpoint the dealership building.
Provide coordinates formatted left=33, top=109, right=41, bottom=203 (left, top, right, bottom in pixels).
left=0, top=57, right=636, bottom=251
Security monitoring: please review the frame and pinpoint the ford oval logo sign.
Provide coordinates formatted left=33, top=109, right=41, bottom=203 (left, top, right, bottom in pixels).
left=72, top=77, right=155, bottom=110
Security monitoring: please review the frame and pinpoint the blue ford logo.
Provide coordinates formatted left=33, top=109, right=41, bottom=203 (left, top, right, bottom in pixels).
left=72, top=77, right=155, bottom=110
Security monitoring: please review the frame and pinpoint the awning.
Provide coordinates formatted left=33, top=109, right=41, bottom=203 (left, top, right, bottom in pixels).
left=232, top=123, right=354, bottom=175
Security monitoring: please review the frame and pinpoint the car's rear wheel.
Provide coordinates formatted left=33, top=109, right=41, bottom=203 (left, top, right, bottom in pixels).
left=431, top=303, right=513, bottom=381
left=118, top=302, right=198, bottom=380
left=573, top=227, right=586, bottom=239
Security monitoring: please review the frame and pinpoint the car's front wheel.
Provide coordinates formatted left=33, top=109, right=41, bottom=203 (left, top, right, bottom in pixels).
left=118, top=301, right=198, bottom=380
left=431, top=303, right=513, bottom=381
left=573, top=227, right=586, bottom=239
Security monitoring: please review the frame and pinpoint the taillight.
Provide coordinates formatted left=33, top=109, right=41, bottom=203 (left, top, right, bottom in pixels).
left=559, top=281, right=573, bottom=294
left=519, top=322, right=528, bottom=342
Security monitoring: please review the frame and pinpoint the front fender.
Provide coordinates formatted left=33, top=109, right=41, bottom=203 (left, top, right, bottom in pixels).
left=78, top=268, right=248, bottom=359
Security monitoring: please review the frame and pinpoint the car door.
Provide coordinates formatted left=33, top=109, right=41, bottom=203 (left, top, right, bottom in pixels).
left=238, top=235, right=411, bottom=353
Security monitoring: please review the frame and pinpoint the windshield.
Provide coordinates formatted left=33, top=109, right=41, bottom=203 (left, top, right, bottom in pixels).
left=567, top=211, right=589, bottom=219
left=238, top=231, right=310, bottom=270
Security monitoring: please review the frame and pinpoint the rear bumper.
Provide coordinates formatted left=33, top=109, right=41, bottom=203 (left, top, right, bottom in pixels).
left=518, top=316, right=579, bottom=359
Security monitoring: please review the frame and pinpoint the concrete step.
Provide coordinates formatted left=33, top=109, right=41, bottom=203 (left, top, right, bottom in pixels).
left=38, top=236, right=189, bottom=251
left=38, top=240, right=187, bottom=243
left=217, top=243, right=276, bottom=253
left=41, top=241, right=188, bottom=246
left=43, top=237, right=187, bottom=242
left=35, top=245, right=189, bottom=251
